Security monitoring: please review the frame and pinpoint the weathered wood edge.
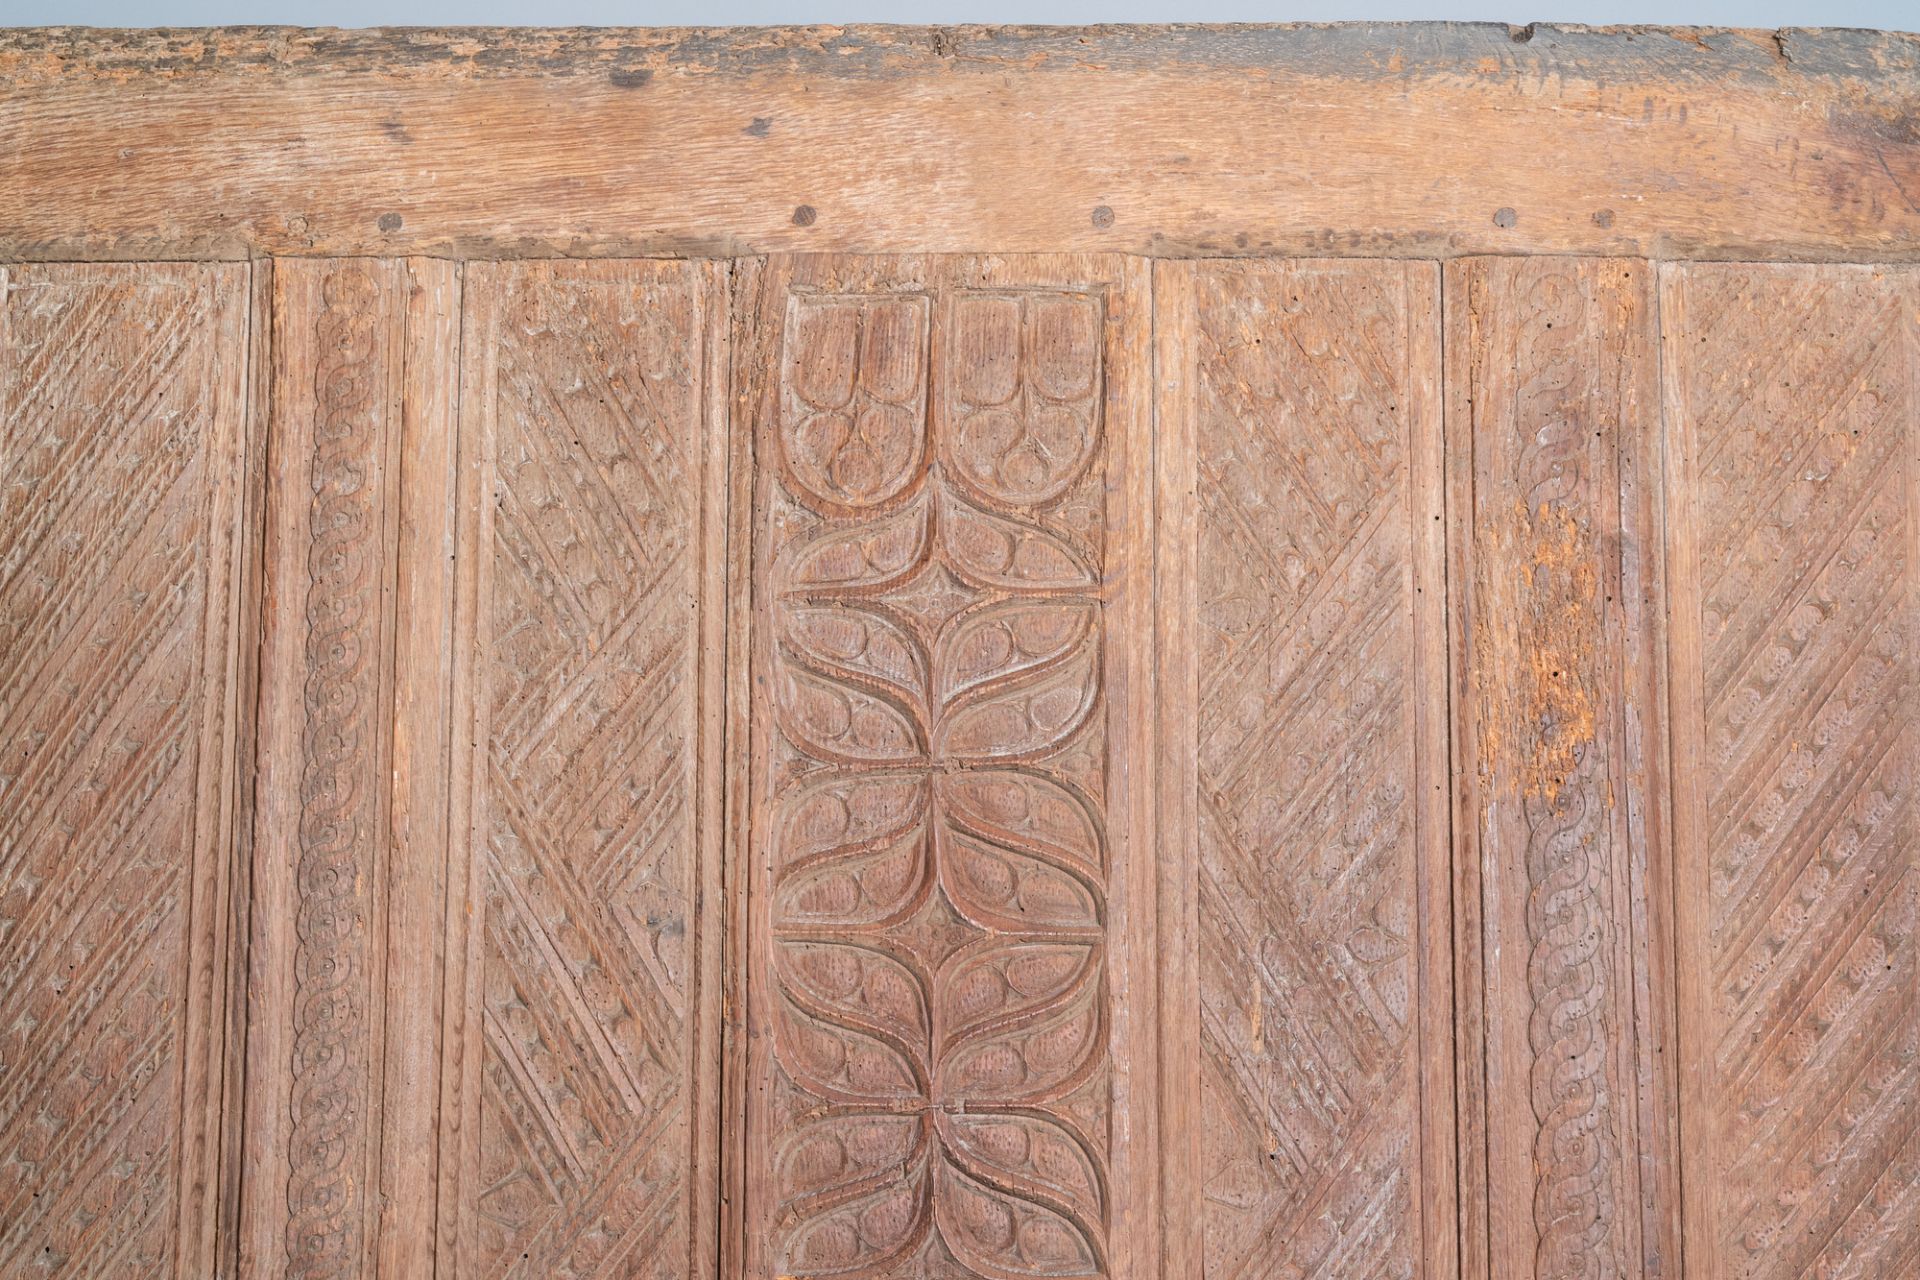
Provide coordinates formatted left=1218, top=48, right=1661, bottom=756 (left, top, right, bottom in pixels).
left=4, top=22, right=1919, bottom=83
left=3, top=23, right=1919, bottom=261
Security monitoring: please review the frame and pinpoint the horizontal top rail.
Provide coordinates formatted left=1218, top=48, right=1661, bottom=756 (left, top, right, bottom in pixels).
left=4, top=22, right=1919, bottom=261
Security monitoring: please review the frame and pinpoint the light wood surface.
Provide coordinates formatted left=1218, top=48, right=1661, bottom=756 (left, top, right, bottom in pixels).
left=1, top=23, right=1917, bottom=1280
left=3, top=25, right=1920, bottom=260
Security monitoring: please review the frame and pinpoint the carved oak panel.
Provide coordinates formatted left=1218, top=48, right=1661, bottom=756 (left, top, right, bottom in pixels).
left=0, top=263, right=249, bottom=1278
left=1446, top=258, right=1679, bottom=1280
left=734, top=255, right=1155, bottom=1280
left=1663, top=264, right=1920, bottom=1280
left=1155, top=260, right=1454, bottom=1280
left=243, top=258, right=462, bottom=1279
left=439, top=261, right=728, bottom=1279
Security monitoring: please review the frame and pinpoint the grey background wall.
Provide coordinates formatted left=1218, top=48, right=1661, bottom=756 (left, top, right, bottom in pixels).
left=6, top=1, right=1917, bottom=31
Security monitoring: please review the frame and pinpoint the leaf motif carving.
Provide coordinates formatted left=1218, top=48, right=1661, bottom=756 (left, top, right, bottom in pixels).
left=777, top=1112, right=933, bottom=1279
left=943, top=495, right=1098, bottom=593
left=935, top=1111, right=1106, bottom=1278
left=938, top=600, right=1096, bottom=708
left=937, top=642, right=1100, bottom=764
left=936, top=941, right=1104, bottom=1104
left=783, top=604, right=929, bottom=714
left=775, top=773, right=933, bottom=931
left=782, top=294, right=931, bottom=514
left=940, top=771, right=1104, bottom=880
left=943, top=292, right=1103, bottom=509
left=936, top=771, right=1104, bottom=933
left=781, top=498, right=931, bottom=596
left=774, top=660, right=926, bottom=766
left=775, top=941, right=931, bottom=1103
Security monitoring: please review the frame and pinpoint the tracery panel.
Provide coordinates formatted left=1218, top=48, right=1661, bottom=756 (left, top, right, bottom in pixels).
left=734, top=254, right=1155, bottom=1280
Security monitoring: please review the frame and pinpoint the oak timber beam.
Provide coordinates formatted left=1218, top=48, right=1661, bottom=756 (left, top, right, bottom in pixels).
left=2, top=23, right=1919, bottom=261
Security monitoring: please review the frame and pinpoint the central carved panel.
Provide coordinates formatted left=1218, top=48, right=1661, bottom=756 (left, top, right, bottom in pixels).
left=741, top=256, right=1150, bottom=1280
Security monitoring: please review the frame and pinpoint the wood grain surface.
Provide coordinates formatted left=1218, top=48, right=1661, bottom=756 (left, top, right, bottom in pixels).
left=4, top=22, right=1920, bottom=1280
left=1155, top=259, right=1454, bottom=1280
left=1662, top=263, right=1920, bottom=1280
left=3, top=25, right=1920, bottom=260
left=0, top=262, right=250, bottom=1278
left=1446, top=257, right=1680, bottom=1280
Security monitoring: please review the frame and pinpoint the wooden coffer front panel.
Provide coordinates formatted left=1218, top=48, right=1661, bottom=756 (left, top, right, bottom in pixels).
left=3, top=254, right=1917, bottom=1280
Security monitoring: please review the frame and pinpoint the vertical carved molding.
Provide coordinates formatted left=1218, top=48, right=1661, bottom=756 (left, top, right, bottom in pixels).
left=1446, top=257, right=1678, bottom=1280
left=285, top=261, right=382, bottom=1278
left=1156, top=259, right=1454, bottom=1280
left=244, top=257, right=461, bottom=1280
left=737, top=255, right=1154, bottom=1280
left=437, top=260, right=727, bottom=1279
left=1662, top=264, right=1920, bottom=1280
left=0, top=264, right=250, bottom=1278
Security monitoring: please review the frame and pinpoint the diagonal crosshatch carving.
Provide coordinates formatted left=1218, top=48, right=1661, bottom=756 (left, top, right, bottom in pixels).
left=2, top=23, right=1919, bottom=1280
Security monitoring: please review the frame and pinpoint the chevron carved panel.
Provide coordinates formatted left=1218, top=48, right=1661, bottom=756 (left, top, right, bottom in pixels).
left=1155, top=260, right=1453, bottom=1280
left=441, top=260, right=727, bottom=1279
left=737, top=254, right=1154, bottom=1280
left=1446, top=258, right=1679, bottom=1280
left=0, top=264, right=248, bottom=1278
left=1663, top=264, right=1920, bottom=1280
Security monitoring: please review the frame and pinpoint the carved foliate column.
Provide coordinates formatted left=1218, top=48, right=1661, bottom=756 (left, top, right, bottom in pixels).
left=733, top=255, right=1156, bottom=1280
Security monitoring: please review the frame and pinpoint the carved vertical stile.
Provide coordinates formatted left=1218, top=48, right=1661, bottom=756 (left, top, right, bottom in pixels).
left=0, top=263, right=252, bottom=1277
left=1152, top=260, right=1205, bottom=1280
left=1157, top=259, right=1455, bottom=1280
left=736, top=254, right=1155, bottom=1280
left=243, top=258, right=461, bottom=1280
left=1445, top=257, right=1679, bottom=1280
left=439, top=260, right=728, bottom=1279
left=1661, top=264, right=1920, bottom=1280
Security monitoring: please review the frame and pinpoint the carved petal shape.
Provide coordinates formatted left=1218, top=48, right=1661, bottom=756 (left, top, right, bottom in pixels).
left=935, top=1111, right=1106, bottom=1278
left=778, top=1112, right=933, bottom=1278
left=775, top=773, right=933, bottom=930
left=936, top=641, right=1100, bottom=764
left=781, top=295, right=931, bottom=513
left=1026, top=294, right=1101, bottom=401
left=775, top=941, right=931, bottom=1103
left=782, top=604, right=929, bottom=715
left=937, top=829, right=1102, bottom=935
left=943, top=292, right=1102, bottom=507
left=938, top=599, right=1096, bottom=708
left=940, top=770, right=1104, bottom=881
left=943, top=495, right=1097, bottom=593
left=936, top=771, right=1104, bottom=932
left=947, top=294, right=1022, bottom=405
left=781, top=499, right=931, bottom=595
left=774, top=660, right=925, bottom=766
left=947, top=404, right=1099, bottom=510
left=936, top=941, right=1104, bottom=1104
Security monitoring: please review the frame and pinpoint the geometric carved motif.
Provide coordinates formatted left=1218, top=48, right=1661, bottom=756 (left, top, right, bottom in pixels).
left=456, top=261, right=722, bottom=1279
left=1664, top=264, right=1920, bottom=1280
left=286, top=260, right=384, bottom=1280
left=1446, top=257, right=1671, bottom=1280
left=748, top=259, right=1127, bottom=1279
left=0, top=263, right=247, bottom=1278
left=1185, top=260, right=1446, bottom=1279
left=243, top=258, right=444, bottom=1280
